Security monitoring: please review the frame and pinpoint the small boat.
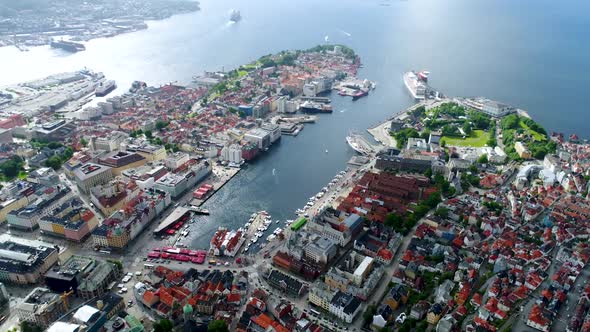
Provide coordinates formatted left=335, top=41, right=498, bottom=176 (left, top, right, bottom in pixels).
left=325, top=149, right=329, bottom=154
left=229, top=9, right=241, bottom=22
left=275, top=220, right=280, bottom=224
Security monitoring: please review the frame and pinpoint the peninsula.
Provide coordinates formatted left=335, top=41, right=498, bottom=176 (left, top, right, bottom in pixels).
left=0, top=44, right=588, bottom=332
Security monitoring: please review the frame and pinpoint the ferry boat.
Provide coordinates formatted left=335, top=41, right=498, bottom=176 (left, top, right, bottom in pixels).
left=50, top=39, right=85, bottom=52
left=352, top=89, right=369, bottom=100
left=403, top=70, right=428, bottom=100
left=299, top=101, right=333, bottom=113
left=95, top=80, right=117, bottom=97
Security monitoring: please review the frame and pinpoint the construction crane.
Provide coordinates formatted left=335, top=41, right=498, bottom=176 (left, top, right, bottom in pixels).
left=61, top=289, right=74, bottom=310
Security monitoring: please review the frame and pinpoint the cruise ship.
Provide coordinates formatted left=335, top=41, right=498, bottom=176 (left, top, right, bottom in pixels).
left=403, top=70, right=429, bottom=100
left=50, top=40, right=85, bottom=52
left=95, top=80, right=117, bottom=97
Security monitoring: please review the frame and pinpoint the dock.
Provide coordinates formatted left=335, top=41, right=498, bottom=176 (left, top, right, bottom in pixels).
left=240, top=211, right=272, bottom=255
left=297, top=96, right=331, bottom=104
left=190, top=165, right=241, bottom=207
left=153, top=206, right=190, bottom=234
left=367, top=120, right=397, bottom=148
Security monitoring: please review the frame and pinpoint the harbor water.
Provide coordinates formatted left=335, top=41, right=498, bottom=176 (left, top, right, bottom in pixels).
left=1, top=0, right=589, bottom=248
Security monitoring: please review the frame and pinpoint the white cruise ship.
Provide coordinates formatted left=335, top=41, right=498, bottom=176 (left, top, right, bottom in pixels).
left=403, top=71, right=428, bottom=100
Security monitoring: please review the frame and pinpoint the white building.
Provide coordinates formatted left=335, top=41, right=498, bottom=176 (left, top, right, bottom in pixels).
left=16, top=288, right=66, bottom=328
left=277, top=96, right=298, bottom=114
left=303, top=83, right=318, bottom=97
left=543, top=154, right=561, bottom=173
left=164, top=152, right=190, bottom=170
left=329, top=291, right=362, bottom=323
left=245, top=128, right=271, bottom=150
left=220, top=144, right=243, bottom=164
left=261, top=123, right=281, bottom=143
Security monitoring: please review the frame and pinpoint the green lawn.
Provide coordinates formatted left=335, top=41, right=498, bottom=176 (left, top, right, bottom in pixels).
left=242, top=62, right=260, bottom=70
left=442, top=130, right=490, bottom=147
left=237, top=70, right=248, bottom=77
left=519, top=121, right=546, bottom=141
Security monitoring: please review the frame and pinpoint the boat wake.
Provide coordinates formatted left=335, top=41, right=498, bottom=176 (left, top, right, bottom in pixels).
left=272, top=168, right=276, bottom=176
left=340, top=109, right=347, bottom=113
left=339, top=29, right=352, bottom=37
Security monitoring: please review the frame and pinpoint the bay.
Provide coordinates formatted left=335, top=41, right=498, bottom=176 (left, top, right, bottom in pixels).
left=1, top=0, right=588, bottom=247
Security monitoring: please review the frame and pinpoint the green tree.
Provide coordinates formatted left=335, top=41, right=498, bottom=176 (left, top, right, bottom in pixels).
left=155, top=120, right=169, bottom=131
left=424, top=191, right=442, bottom=208
left=434, top=207, right=449, bottom=218
left=20, top=321, right=43, bottom=332
left=362, top=304, right=377, bottom=326
left=501, top=114, right=520, bottom=130
left=462, top=121, right=472, bottom=135
left=45, top=156, right=63, bottom=170
left=144, top=130, right=153, bottom=139
left=47, top=141, right=63, bottom=149
left=0, top=159, right=22, bottom=178
left=384, top=213, right=404, bottom=231
left=80, top=137, right=88, bottom=147
left=208, top=320, right=229, bottom=332
left=477, top=154, right=488, bottom=164
left=153, top=318, right=173, bottom=332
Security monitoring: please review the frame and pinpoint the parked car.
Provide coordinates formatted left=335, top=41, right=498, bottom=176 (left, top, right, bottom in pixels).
left=396, top=313, right=406, bottom=324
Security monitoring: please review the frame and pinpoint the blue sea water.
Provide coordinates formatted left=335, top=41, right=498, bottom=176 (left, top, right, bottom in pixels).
left=1, top=0, right=588, bottom=246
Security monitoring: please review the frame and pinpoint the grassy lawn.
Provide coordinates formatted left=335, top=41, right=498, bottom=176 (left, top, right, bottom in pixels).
left=242, top=62, right=260, bottom=70
left=442, top=130, right=490, bottom=147
left=237, top=70, right=248, bottom=77
left=520, top=121, right=546, bottom=141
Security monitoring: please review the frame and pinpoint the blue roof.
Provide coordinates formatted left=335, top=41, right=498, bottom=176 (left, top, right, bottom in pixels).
left=343, top=213, right=363, bottom=228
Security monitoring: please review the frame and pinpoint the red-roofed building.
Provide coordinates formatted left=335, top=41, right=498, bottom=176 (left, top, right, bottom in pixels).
left=526, top=304, right=551, bottom=332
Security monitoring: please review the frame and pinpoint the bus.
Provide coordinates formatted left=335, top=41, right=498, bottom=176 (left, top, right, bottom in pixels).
left=99, top=250, right=111, bottom=255
left=144, top=263, right=155, bottom=270
left=309, top=309, right=321, bottom=316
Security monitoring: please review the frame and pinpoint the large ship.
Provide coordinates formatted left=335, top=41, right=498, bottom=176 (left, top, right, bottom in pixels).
left=299, top=100, right=333, bottom=113
left=346, top=133, right=372, bottom=155
left=403, top=70, right=429, bottom=100
left=50, top=40, right=85, bottom=52
left=95, top=80, right=117, bottom=97
left=230, top=9, right=241, bottom=22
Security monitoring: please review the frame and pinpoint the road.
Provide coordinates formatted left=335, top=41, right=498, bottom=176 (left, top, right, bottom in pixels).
left=508, top=260, right=590, bottom=332
left=350, top=221, right=420, bottom=331
left=367, top=120, right=397, bottom=148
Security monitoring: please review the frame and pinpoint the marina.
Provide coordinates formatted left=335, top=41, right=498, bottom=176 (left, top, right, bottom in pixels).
left=237, top=210, right=287, bottom=255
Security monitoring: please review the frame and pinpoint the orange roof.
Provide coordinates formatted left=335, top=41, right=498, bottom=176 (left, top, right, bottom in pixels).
left=143, top=290, right=158, bottom=304
left=251, top=313, right=273, bottom=329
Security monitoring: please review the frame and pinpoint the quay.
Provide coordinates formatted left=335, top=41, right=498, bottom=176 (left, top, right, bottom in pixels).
left=190, top=165, right=241, bottom=207
left=367, top=121, right=396, bottom=148
left=153, top=206, right=191, bottom=235
left=276, top=115, right=317, bottom=124
left=297, top=96, right=331, bottom=103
